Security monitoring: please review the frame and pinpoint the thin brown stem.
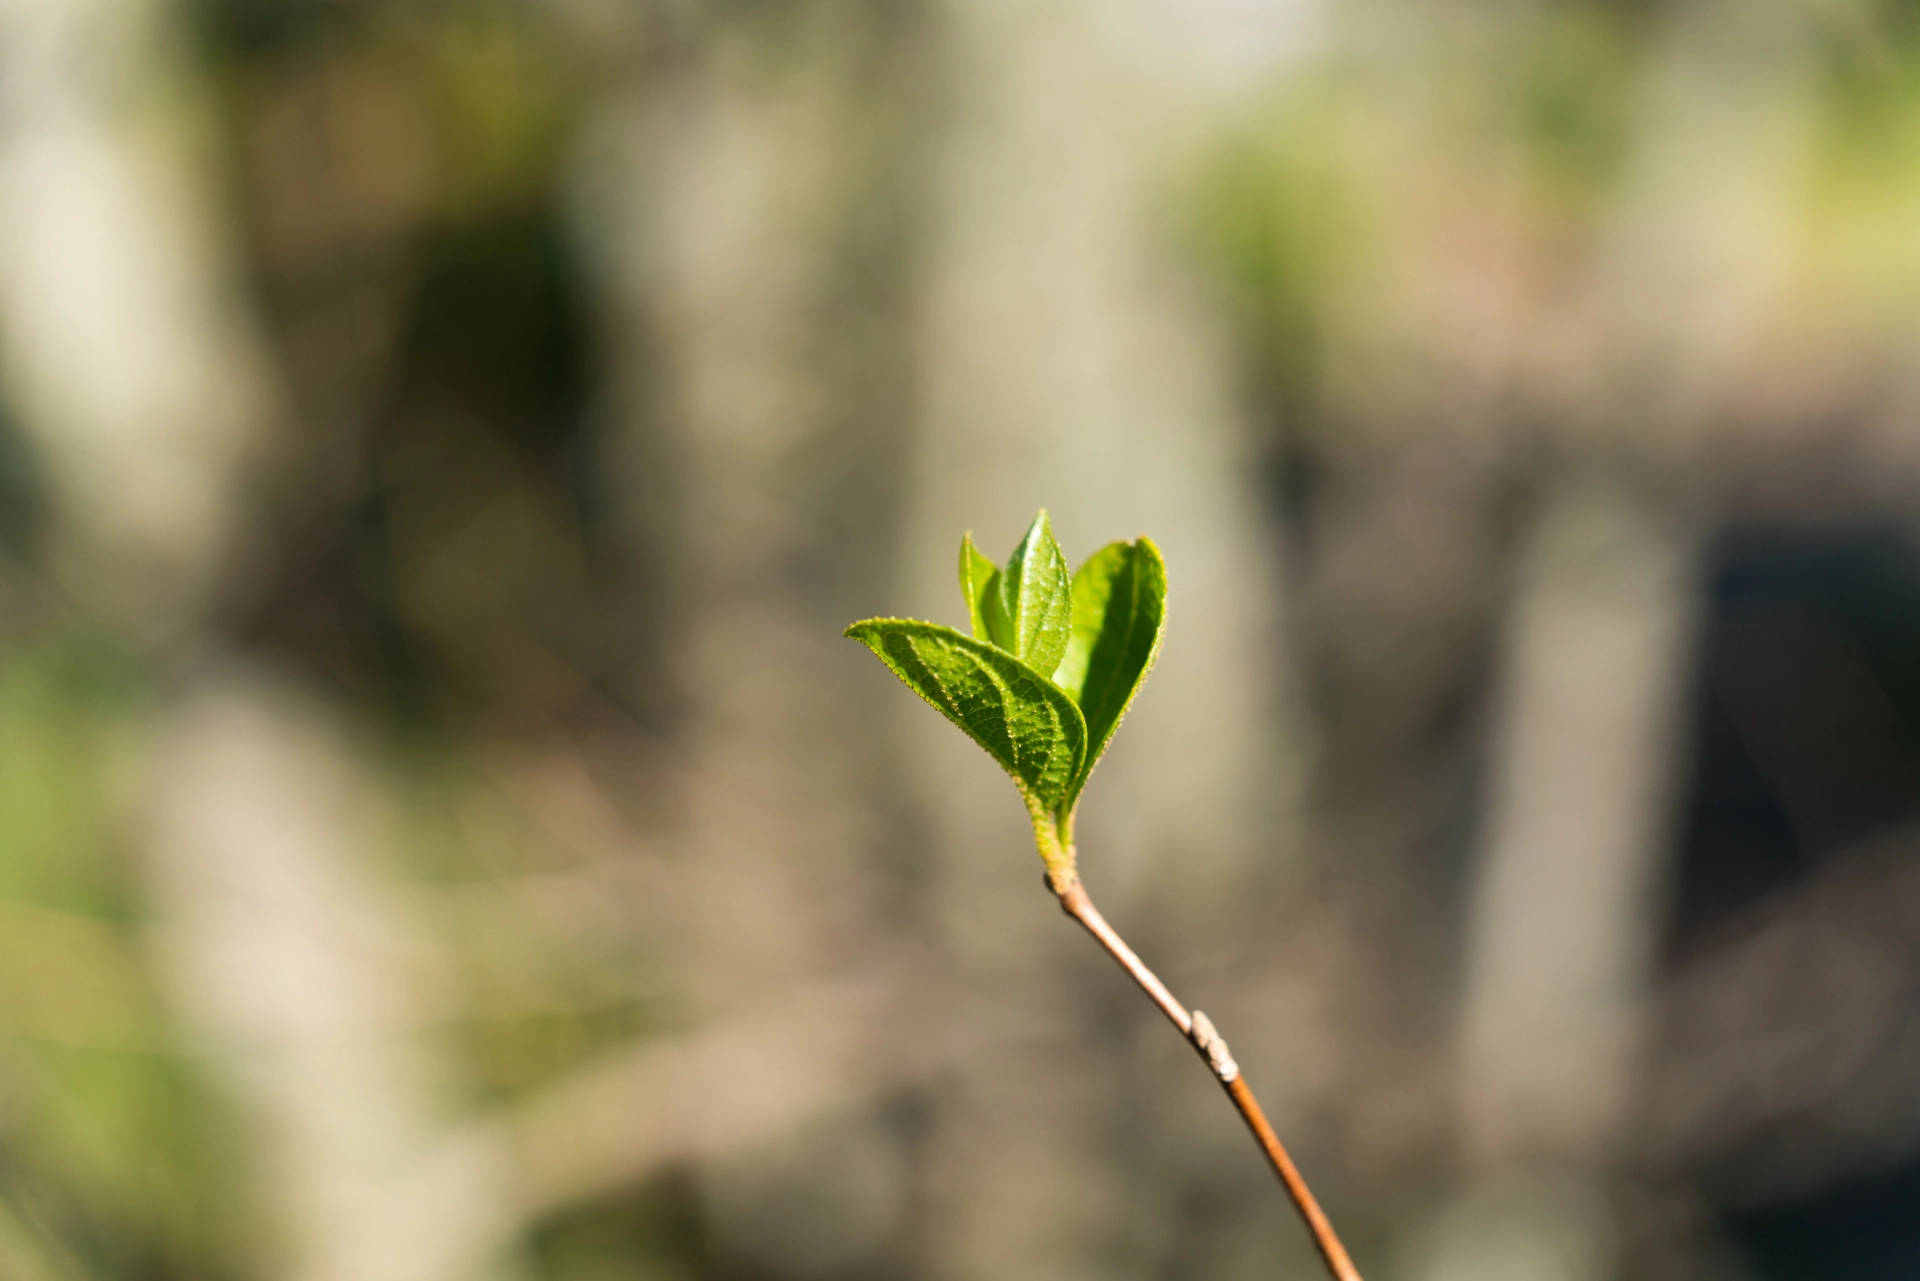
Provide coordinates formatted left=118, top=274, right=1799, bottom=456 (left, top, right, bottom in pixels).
left=1054, top=875, right=1364, bottom=1281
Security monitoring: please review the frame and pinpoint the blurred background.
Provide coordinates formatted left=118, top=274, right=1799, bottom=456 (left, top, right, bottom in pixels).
left=4, top=0, right=1920, bottom=1277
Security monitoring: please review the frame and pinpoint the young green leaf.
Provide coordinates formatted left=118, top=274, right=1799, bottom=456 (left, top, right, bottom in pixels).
left=1051, top=538, right=1167, bottom=800
left=846, top=618, right=1087, bottom=813
left=959, top=533, right=998, bottom=642
left=984, top=510, right=1072, bottom=674
left=979, top=569, right=1014, bottom=652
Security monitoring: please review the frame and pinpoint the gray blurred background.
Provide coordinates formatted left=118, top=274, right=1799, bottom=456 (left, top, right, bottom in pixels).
left=2, top=0, right=1920, bottom=1277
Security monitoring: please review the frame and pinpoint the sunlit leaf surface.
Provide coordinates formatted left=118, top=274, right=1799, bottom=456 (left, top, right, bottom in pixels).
left=846, top=618, right=1086, bottom=813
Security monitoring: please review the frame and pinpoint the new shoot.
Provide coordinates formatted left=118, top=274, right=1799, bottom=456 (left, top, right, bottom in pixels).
left=846, top=511, right=1363, bottom=1281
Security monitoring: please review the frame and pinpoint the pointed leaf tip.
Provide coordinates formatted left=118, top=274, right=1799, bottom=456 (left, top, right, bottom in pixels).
left=991, top=510, right=1072, bottom=676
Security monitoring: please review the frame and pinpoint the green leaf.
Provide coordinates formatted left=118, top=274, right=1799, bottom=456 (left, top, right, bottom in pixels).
left=1052, top=538, right=1167, bottom=800
left=958, top=533, right=998, bottom=642
left=984, top=510, right=1072, bottom=675
left=846, top=618, right=1086, bottom=813
left=979, top=570, right=1013, bottom=652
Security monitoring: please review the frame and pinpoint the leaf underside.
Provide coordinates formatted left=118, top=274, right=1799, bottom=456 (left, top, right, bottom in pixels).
left=959, top=534, right=998, bottom=642
left=1053, top=537, right=1167, bottom=802
left=846, top=618, right=1087, bottom=814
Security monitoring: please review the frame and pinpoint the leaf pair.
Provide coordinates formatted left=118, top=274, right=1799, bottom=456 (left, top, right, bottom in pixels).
left=847, top=511, right=1166, bottom=859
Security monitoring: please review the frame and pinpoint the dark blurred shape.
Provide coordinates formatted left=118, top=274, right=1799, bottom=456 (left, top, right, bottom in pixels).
left=1670, top=526, right=1920, bottom=957
left=1653, top=524, right=1920, bottom=1278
